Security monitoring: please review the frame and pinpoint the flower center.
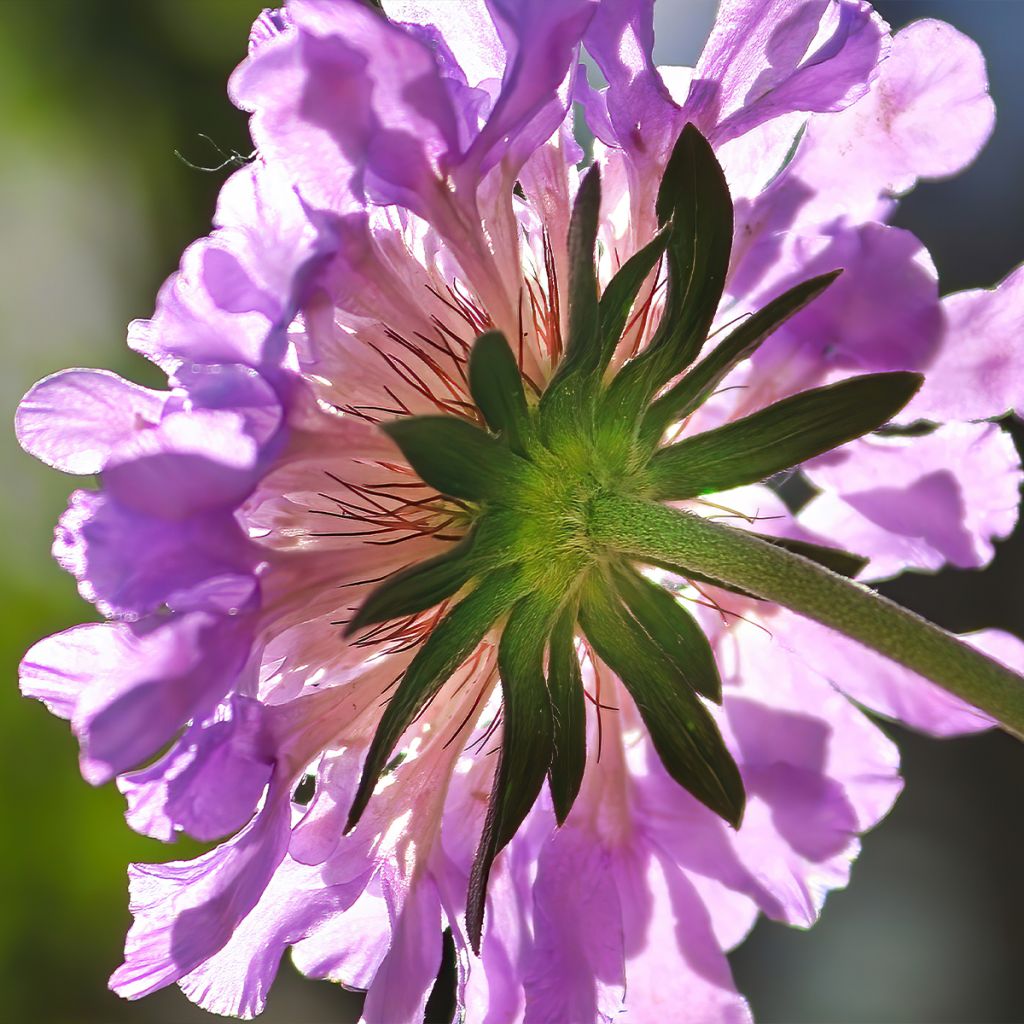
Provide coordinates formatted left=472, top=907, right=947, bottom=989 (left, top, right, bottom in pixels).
left=341, top=125, right=926, bottom=951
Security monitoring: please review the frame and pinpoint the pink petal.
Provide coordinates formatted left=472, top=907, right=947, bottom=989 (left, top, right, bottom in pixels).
left=688, top=0, right=888, bottom=144
left=778, top=612, right=1020, bottom=737
left=802, top=424, right=1021, bottom=578
left=788, top=18, right=995, bottom=227
left=909, top=264, right=1024, bottom=422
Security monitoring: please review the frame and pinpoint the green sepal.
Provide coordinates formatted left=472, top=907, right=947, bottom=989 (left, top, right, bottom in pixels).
left=640, top=270, right=842, bottom=448
left=562, top=164, right=602, bottom=370
left=539, top=167, right=602, bottom=442
left=467, top=590, right=559, bottom=951
left=647, top=121, right=734, bottom=380
left=468, top=330, right=533, bottom=456
left=579, top=575, right=744, bottom=827
left=345, top=566, right=528, bottom=833
left=597, top=225, right=671, bottom=371
left=596, top=124, right=733, bottom=448
left=546, top=601, right=586, bottom=824
left=381, top=414, right=533, bottom=502
left=344, top=531, right=478, bottom=637
left=612, top=562, right=722, bottom=703
left=645, top=371, right=923, bottom=500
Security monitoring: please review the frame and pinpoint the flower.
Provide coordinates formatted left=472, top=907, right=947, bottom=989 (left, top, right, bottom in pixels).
left=15, top=2, right=1024, bottom=1022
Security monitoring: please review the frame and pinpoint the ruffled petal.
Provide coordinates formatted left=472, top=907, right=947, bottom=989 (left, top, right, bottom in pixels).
left=290, top=884, right=391, bottom=990
left=909, top=264, right=1024, bottom=422
left=383, top=0, right=505, bottom=87
left=20, top=609, right=254, bottom=784
left=117, top=696, right=274, bottom=842
left=177, top=856, right=367, bottom=1019
left=129, top=161, right=329, bottom=372
left=16, top=369, right=166, bottom=475
left=232, top=0, right=460, bottom=219
left=802, top=424, right=1021, bottom=578
left=687, top=0, right=889, bottom=144
left=781, top=18, right=995, bottom=228
left=777, top=612, right=1024, bottom=737
left=109, top=787, right=292, bottom=1000
left=103, top=409, right=262, bottom=520
left=53, top=489, right=252, bottom=619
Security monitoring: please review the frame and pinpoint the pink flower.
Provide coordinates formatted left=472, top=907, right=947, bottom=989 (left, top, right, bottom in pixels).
left=15, top=3, right=1024, bottom=1021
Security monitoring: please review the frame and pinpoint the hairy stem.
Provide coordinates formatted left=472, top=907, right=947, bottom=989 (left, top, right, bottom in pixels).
left=590, top=493, right=1024, bottom=737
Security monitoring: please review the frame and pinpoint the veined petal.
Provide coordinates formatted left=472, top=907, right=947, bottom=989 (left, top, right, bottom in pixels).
left=232, top=0, right=460, bottom=220
left=16, top=369, right=166, bottom=475
left=908, top=264, right=1024, bottom=422
left=117, top=696, right=274, bottom=843
left=802, top=424, right=1021, bottom=578
left=687, top=0, right=889, bottom=145
left=20, top=609, right=255, bottom=785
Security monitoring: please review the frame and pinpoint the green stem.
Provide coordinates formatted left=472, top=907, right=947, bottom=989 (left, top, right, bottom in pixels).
left=590, top=493, right=1024, bottom=737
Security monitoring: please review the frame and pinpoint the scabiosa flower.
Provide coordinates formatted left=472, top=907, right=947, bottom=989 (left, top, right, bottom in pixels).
left=15, top=1, right=1024, bottom=1021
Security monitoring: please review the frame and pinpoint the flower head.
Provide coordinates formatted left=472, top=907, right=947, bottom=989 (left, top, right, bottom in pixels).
left=15, top=2, right=1024, bottom=1021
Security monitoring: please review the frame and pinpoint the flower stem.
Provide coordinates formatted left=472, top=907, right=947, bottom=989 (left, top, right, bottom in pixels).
left=590, top=493, right=1024, bottom=737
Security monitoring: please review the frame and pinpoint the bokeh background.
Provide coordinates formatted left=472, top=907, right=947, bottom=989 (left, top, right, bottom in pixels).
left=2, top=2, right=1022, bottom=1022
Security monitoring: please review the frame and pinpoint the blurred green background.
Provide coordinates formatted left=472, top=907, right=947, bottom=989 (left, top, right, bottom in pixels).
left=1, top=2, right=1021, bottom=1022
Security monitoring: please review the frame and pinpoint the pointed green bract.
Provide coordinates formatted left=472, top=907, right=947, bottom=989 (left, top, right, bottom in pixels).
left=346, top=566, right=528, bottom=833
left=382, top=414, right=533, bottom=501
left=345, top=532, right=478, bottom=637
left=539, top=167, right=602, bottom=443
left=597, top=123, right=733, bottom=449
left=468, top=331, right=533, bottom=456
left=579, top=576, right=744, bottom=827
left=467, top=590, right=559, bottom=951
left=561, top=164, right=602, bottom=369
left=547, top=602, right=586, bottom=824
left=597, top=225, right=671, bottom=370
left=645, top=371, right=923, bottom=500
left=612, top=562, right=722, bottom=703
left=640, top=270, right=842, bottom=448
left=647, top=121, right=734, bottom=381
